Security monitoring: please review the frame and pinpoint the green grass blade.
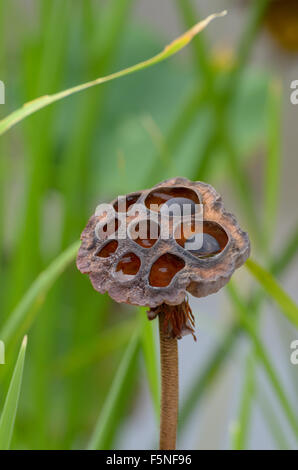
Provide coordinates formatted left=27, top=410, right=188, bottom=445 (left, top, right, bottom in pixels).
left=54, top=320, right=135, bottom=376
left=175, top=0, right=211, bottom=78
left=179, top=323, right=241, bottom=429
left=257, top=387, right=290, bottom=450
left=139, top=308, right=160, bottom=420
left=144, top=87, right=208, bottom=187
left=0, top=336, right=28, bottom=450
left=246, top=258, right=298, bottom=329
left=227, top=282, right=298, bottom=439
left=271, top=222, right=298, bottom=274
left=87, top=325, right=141, bottom=450
left=236, top=0, right=270, bottom=65
left=0, top=241, right=79, bottom=345
left=231, top=355, right=255, bottom=450
left=264, top=80, right=282, bottom=248
left=0, top=11, right=226, bottom=136
left=7, top=0, right=73, bottom=309
left=225, top=0, right=270, bottom=96
left=222, top=131, right=261, bottom=245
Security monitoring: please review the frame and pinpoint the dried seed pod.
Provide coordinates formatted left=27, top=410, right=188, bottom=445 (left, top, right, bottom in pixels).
left=77, top=178, right=250, bottom=319
left=242, top=0, right=298, bottom=52
left=265, top=0, right=298, bottom=52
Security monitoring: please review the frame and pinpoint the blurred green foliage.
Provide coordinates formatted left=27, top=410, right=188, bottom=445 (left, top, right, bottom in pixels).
left=0, top=0, right=297, bottom=450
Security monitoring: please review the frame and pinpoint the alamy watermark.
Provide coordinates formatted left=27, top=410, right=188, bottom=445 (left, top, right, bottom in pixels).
left=94, top=198, right=204, bottom=250
left=290, top=80, right=298, bottom=105
left=0, top=340, right=5, bottom=365
left=290, top=340, right=298, bottom=365
left=0, top=80, right=5, bottom=104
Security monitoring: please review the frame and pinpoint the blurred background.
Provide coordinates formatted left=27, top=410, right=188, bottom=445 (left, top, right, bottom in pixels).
left=0, top=0, right=298, bottom=450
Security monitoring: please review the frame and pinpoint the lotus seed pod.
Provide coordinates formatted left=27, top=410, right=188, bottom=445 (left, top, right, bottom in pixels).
left=76, top=177, right=250, bottom=312
left=265, top=0, right=298, bottom=52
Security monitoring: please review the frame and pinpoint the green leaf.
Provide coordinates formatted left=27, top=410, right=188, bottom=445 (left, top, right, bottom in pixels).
left=264, top=79, right=282, bottom=248
left=0, top=336, right=28, bottom=450
left=257, top=387, right=290, bottom=450
left=227, top=282, right=298, bottom=439
left=271, top=222, right=298, bottom=274
left=231, top=355, right=255, bottom=450
left=0, top=11, right=226, bottom=136
left=175, top=0, right=211, bottom=78
left=0, top=241, right=80, bottom=345
left=54, top=320, right=135, bottom=376
left=179, top=324, right=240, bottom=430
left=139, top=308, right=160, bottom=420
left=87, top=324, right=141, bottom=450
left=226, top=0, right=270, bottom=91
left=246, top=258, right=298, bottom=329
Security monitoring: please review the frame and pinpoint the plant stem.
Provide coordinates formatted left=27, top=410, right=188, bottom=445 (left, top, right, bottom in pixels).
left=158, top=310, right=179, bottom=450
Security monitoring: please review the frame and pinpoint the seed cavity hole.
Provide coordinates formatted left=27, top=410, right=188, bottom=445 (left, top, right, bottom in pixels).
left=115, top=252, right=141, bottom=281
left=145, top=186, right=200, bottom=216
left=175, top=221, right=228, bottom=258
left=96, top=240, right=118, bottom=258
left=149, top=253, right=185, bottom=287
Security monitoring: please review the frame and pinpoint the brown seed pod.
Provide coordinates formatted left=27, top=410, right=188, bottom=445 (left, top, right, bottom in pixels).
left=265, top=0, right=298, bottom=52
left=77, top=178, right=250, bottom=321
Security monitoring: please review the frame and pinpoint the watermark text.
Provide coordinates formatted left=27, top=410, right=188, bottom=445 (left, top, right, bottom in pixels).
left=290, top=80, right=298, bottom=105
left=94, top=199, right=204, bottom=249
left=290, top=340, right=298, bottom=365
